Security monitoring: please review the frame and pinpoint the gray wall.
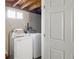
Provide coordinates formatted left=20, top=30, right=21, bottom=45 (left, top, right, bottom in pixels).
left=29, top=13, right=41, bottom=33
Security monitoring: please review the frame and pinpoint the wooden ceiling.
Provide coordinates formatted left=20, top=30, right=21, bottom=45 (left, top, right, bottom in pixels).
left=6, top=0, right=41, bottom=14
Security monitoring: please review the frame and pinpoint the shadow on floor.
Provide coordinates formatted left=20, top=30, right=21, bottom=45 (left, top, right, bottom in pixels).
left=34, top=57, right=41, bottom=59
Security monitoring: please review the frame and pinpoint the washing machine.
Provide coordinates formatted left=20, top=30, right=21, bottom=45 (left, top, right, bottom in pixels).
left=10, top=29, right=32, bottom=59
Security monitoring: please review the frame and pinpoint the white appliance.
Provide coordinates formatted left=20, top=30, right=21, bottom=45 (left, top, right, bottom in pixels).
left=10, top=29, right=32, bottom=59
left=27, top=33, right=41, bottom=58
left=10, top=29, right=41, bottom=59
left=14, top=35, right=32, bottom=59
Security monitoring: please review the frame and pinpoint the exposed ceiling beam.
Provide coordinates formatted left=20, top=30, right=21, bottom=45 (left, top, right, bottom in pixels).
left=28, top=1, right=41, bottom=11
left=13, top=0, right=28, bottom=7
left=20, top=0, right=33, bottom=9
left=20, top=0, right=37, bottom=9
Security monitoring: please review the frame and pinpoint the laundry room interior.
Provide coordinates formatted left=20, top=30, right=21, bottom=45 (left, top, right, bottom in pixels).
left=5, top=0, right=41, bottom=59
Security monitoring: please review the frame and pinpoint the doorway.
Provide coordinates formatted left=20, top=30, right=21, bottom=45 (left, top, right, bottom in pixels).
left=5, top=0, right=41, bottom=59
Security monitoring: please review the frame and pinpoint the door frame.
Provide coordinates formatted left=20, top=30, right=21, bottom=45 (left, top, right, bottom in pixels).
left=41, top=0, right=45, bottom=59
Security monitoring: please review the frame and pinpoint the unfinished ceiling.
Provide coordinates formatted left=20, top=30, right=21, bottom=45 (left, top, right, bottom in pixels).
left=6, top=0, right=41, bottom=14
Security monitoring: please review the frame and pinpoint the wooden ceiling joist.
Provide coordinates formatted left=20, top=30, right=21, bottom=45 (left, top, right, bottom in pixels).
left=21, top=0, right=38, bottom=9
left=13, top=0, right=21, bottom=7
left=13, top=0, right=28, bottom=7
left=28, top=1, right=41, bottom=11
left=21, top=0, right=33, bottom=9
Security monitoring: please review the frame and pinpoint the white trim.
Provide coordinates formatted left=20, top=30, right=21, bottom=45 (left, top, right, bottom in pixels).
left=41, top=0, right=45, bottom=59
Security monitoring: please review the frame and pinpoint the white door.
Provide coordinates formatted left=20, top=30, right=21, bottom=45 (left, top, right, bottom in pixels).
left=42, top=0, right=74, bottom=59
